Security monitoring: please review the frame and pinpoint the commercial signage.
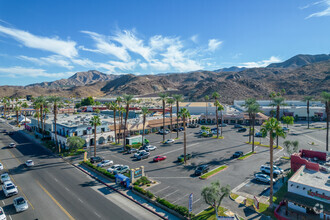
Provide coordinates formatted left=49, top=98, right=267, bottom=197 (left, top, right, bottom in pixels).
left=189, top=193, right=193, bottom=212
left=254, top=196, right=259, bottom=210
left=134, top=169, right=142, bottom=178
left=308, top=190, right=330, bottom=201
left=217, top=217, right=234, bottom=220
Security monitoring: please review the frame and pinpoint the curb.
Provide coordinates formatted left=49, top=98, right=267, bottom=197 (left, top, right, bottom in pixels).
left=199, top=166, right=228, bottom=180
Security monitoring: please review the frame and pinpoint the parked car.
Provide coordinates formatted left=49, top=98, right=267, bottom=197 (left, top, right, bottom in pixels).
left=219, top=123, right=227, bottom=127
left=237, top=128, right=247, bottom=132
left=107, top=164, right=123, bottom=173
left=164, top=139, right=175, bottom=144
left=232, top=151, right=244, bottom=158
left=113, top=165, right=130, bottom=174
left=177, top=154, right=192, bottom=161
left=159, top=129, right=170, bottom=134
left=0, top=206, right=6, bottom=220
left=212, top=130, right=221, bottom=135
left=134, top=150, right=147, bottom=158
left=137, top=152, right=150, bottom=160
left=0, top=162, right=3, bottom=171
left=273, top=165, right=284, bottom=174
left=8, top=143, right=16, bottom=148
left=127, top=148, right=138, bottom=154
left=1, top=173, right=10, bottom=183
left=25, top=160, right=34, bottom=167
left=13, top=197, right=28, bottom=212
left=260, top=165, right=282, bottom=176
left=90, top=156, right=104, bottom=163
left=97, top=160, right=113, bottom=167
left=234, top=124, right=243, bottom=128
left=254, top=174, right=275, bottom=184
left=282, top=127, right=289, bottom=132
left=255, top=132, right=263, bottom=137
left=189, top=124, right=199, bottom=128
left=141, top=145, right=157, bottom=152
left=153, top=155, right=167, bottom=162
left=194, top=165, right=209, bottom=176
left=2, top=180, right=18, bottom=197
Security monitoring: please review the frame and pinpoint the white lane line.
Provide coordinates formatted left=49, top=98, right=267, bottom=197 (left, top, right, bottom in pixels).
left=163, top=143, right=199, bottom=156
left=9, top=215, right=12, bottom=220
left=232, top=179, right=251, bottom=192
left=172, top=193, right=190, bottom=204
left=150, top=177, right=191, bottom=179
left=163, top=189, right=179, bottom=199
left=193, top=197, right=201, bottom=204
left=154, top=186, right=170, bottom=194
left=54, top=178, right=58, bottom=182
left=64, top=187, right=70, bottom=191
left=78, top=198, right=83, bottom=203
left=2, top=200, right=5, bottom=205
left=94, top=212, right=101, bottom=218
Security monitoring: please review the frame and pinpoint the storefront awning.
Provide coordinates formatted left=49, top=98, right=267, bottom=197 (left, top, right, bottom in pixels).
left=284, top=192, right=330, bottom=214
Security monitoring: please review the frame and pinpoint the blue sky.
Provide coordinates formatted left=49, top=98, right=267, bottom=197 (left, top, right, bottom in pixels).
left=0, top=0, right=329, bottom=85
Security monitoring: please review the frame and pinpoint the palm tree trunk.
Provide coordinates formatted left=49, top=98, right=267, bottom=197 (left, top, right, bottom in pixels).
left=123, top=105, right=129, bottom=149
left=249, top=113, right=252, bottom=143
left=307, top=100, right=310, bottom=129
left=54, top=104, right=59, bottom=153
left=269, top=132, right=274, bottom=208
left=326, top=101, right=329, bottom=151
left=176, top=101, right=179, bottom=139
left=119, top=112, right=123, bottom=144
left=162, top=100, right=165, bottom=142
left=220, top=111, right=223, bottom=137
left=142, top=115, right=145, bottom=145
left=170, top=105, right=173, bottom=135
left=276, top=105, right=280, bottom=148
left=40, top=106, right=43, bottom=134
left=215, top=99, right=219, bottom=139
left=16, top=111, right=19, bottom=126
left=94, top=124, right=97, bottom=157
left=183, top=116, right=187, bottom=164
left=113, top=109, right=117, bottom=144
left=252, top=114, right=255, bottom=152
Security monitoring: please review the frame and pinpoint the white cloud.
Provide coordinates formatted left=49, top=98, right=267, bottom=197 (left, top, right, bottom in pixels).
left=0, top=25, right=78, bottom=58
left=0, top=66, right=72, bottom=78
left=208, top=39, right=223, bottom=51
left=149, top=61, right=170, bottom=71
left=190, top=35, right=198, bottom=43
left=108, top=60, right=137, bottom=71
left=139, top=63, right=148, bottom=69
left=239, top=56, right=281, bottom=68
left=71, top=58, right=115, bottom=72
left=18, top=55, right=74, bottom=69
left=149, top=35, right=178, bottom=51
left=305, top=0, right=330, bottom=18
left=81, top=31, right=130, bottom=62
left=113, top=30, right=152, bottom=61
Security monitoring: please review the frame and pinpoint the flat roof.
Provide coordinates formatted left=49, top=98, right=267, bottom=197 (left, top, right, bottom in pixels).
left=289, top=166, right=330, bottom=191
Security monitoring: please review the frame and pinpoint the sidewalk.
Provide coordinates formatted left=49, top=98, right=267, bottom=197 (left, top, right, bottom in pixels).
left=76, top=163, right=180, bottom=220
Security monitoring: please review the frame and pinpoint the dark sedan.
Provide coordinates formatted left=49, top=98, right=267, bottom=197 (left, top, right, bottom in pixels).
left=232, top=151, right=244, bottom=158
left=194, top=165, right=209, bottom=176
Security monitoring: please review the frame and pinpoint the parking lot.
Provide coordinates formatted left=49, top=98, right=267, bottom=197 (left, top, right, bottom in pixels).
left=79, top=121, right=327, bottom=214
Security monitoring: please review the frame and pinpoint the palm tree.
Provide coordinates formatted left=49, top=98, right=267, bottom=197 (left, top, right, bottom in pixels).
left=321, top=91, right=330, bottom=151
left=141, top=107, right=151, bottom=144
left=214, top=100, right=222, bottom=138
left=35, top=96, right=46, bottom=135
left=244, top=98, right=257, bottom=143
left=47, top=96, right=62, bottom=153
left=167, top=98, right=175, bottom=137
left=212, top=92, right=220, bottom=137
left=248, top=103, right=261, bottom=152
left=173, top=94, right=183, bottom=139
left=89, top=115, right=101, bottom=157
left=107, top=102, right=119, bottom=144
left=33, top=101, right=41, bottom=132
left=14, top=103, right=21, bottom=126
left=159, top=93, right=168, bottom=142
left=123, top=94, right=134, bottom=149
left=218, top=103, right=225, bottom=138
left=179, top=108, right=190, bottom=164
left=303, top=96, right=313, bottom=129
left=21, top=102, right=28, bottom=124
left=204, top=95, right=209, bottom=116
left=2, top=97, right=9, bottom=118
left=260, top=117, right=286, bottom=208
left=119, top=106, right=126, bottom=145
left=270, top=90, right=285, bottom=149
left=43, top=106, right=50, bottom=136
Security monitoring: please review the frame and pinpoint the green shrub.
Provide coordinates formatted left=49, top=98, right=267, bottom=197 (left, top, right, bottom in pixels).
left=146, top=191, right=154, bottom=199
left=133, top=185, right=147, bottom=194
left=82, top=161, right=115, bottom=179
left=156, top=197, right=189, bottom=217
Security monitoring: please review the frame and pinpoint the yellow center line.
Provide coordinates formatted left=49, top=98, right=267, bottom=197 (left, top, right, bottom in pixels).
left=7, top=149, right=22, bottom=164
left=36, top=180, right=75, bottom=220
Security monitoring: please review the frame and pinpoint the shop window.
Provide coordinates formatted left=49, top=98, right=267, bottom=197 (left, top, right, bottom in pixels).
left=290, top=184, right=293, bottom=187
left=296, top=186, right=299, bottom=188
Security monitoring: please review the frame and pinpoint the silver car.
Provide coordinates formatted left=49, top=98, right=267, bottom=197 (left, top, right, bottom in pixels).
left=97, top=160, right=113, bottom=167
left=13, top=197, right=28, bottom=212
left=1, top=173, right=10, bottom=183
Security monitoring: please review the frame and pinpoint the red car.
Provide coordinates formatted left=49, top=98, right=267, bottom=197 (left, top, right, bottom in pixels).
left=153, top=156, right=167, bottom=162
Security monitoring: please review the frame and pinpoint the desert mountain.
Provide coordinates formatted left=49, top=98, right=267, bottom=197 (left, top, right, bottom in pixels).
left=213, top=66, right=246, bottom=72
left=27, top=70, right=118, bottom=88
left=267, top=54, right=330, bottom=69
left=0, top=54, right=329, bottom=103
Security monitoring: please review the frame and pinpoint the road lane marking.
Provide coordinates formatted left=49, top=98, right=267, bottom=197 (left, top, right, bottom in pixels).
left=1, top=201, right=5, bottom=205
left=36, top=180, right=75, bottom=220
left=150, top=176, right=191, bottom=179
left=8, top=215, right=12, bottom=220
left=162, top=143, right=199, bottom=155
left=154, top=186, right=170, bottom=194
left=172, top=193, right=190, bottom=204
left=163, top=189, right=179, bottom=198
left=94, top=212, right=101, bottom=218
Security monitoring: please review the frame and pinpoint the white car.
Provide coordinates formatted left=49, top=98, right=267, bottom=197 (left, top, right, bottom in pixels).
left=107, top=164, right=122, bottom=173
left=0, top=206, right=6, bottom=220
left=25, top=160, right=34, bottom=167
left=97, top=160, right=113, bottom=167
left=254, top=174, right=275, bottom=184
left=0, top=162, right=3, bottom=170
left=8, top=143, right=16, bottom=148
left=212, top=130, right=221, bottom=135
left=260, top=165, right=281, bottom=176
left=2, top=180, right=18, bottom=197
left=144, top=145, right=157, bottom=151
left=1, top=173, right=10, bottom=183
left=13, top=197, right=28, bottom=212
left=165, top=139, right=175, bottom=144
left=134, top=150, right=146, bottom=158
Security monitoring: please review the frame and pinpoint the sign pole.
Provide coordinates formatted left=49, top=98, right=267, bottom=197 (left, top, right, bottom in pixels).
left=189, top=193, right=193, bottom=220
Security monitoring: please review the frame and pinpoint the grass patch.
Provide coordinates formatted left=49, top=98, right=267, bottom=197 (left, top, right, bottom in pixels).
left=281, top=156, right=290, bottom=160
left=230, top=193, right=239, bottom=200
left=200, top=165, right=228, bottom=179
left=193, top=206, right=228, bottom=220
left=133, top=176, right=151, bottom=186
left=111, top=142, right=121, bottom=145
left=245, top=141, right=283, bottom=150
left=212, top=136, right=224, bottom=139
left=238, top=151, right=256, bottom=160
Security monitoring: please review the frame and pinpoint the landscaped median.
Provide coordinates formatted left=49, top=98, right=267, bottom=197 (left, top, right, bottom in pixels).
left=212, top=136, right=224, bottom=139
left=245, top=141, right=283, bottom=150
left=237, top=151, right=256, bottom=160
left=200, top=165, right=228, bottom=180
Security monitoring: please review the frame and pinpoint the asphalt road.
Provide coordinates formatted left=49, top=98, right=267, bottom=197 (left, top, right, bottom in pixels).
left=0, top=121, right=160, bottom=220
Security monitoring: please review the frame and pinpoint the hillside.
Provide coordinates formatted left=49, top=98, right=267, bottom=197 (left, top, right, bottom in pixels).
left=267, top=54, right=330, bottom=69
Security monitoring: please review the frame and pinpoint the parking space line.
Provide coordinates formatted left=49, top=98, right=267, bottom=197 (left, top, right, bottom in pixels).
left=162, top=143, right=199, bottom=156
left=163, top=189, right=179, bottom=198
left=150, top=176, right=191, bottom=179
left=192, top=197, right=201, bottom=204
left=172, top=193, right=190, bottom=204
left=154, top=186, right=170, bottom=194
